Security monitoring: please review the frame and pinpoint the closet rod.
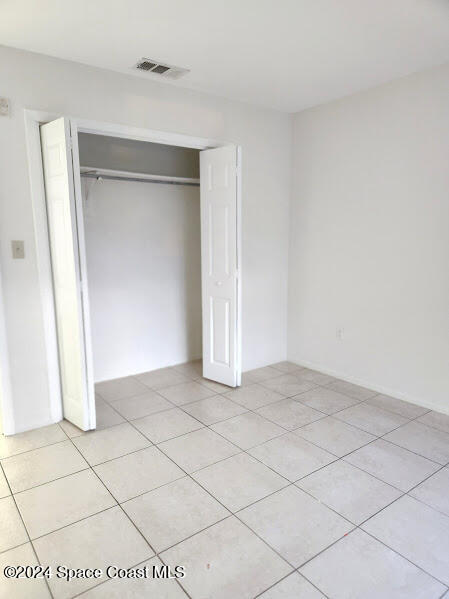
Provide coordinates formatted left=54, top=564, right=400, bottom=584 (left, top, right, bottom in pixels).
left=80, top=166, right=200, bottom=187
left=81, top=173, right=200, bottom=187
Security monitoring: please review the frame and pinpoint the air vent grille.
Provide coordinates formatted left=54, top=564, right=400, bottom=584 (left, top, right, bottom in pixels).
left=136, top=60, right=156, bottom=71
left=135, top=58, right=189, bottom=79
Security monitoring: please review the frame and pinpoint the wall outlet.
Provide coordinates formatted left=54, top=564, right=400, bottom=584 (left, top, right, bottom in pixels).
left=0, top=98, right=10, bottom=117
left=336, top=328, right=343, bottom=341
left=11, top=240, right=25, bottom=259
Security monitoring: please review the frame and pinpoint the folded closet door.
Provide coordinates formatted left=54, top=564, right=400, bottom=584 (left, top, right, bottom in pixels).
left=40, top=117, right=94, bottom=430
left=200, top=145, right=240, bottom=387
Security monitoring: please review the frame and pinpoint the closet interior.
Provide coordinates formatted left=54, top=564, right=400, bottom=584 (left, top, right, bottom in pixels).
left=78, top=133, right=202, bottom=384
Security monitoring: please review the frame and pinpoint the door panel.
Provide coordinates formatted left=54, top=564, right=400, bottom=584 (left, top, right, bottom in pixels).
left=200, top=145, right=240, bottom=387
left=40, top=117, right=94, bottom=430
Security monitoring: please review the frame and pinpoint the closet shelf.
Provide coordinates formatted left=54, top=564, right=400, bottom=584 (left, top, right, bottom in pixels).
left=80, top=166, right=200, bottom=187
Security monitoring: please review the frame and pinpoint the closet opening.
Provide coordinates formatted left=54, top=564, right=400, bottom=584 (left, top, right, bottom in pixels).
left=78, top=133, right=203, bottom=387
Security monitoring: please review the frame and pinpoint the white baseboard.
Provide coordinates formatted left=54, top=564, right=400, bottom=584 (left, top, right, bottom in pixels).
left=95, top=354, right=204, bottom=384
left=288, top=355, right=449, bottom=417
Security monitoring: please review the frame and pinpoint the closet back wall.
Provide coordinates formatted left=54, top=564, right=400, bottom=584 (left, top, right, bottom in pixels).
left=82, top=179, right=202, bottom=382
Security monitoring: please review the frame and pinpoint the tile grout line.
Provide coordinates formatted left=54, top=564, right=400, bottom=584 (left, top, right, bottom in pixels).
left=7, top=466, right=91, bottom=497
left=289, top=403, right=449, bottom=589
left=54, top=390, right=299, bottom=597
left=123, top=399, right=386, bottom=599
left=48, top=429, right=166, bottom=598
left=191, top=369, right=449, bottom=591
left=0, top=436, right=75, bottom=461
left=109, top=414, right=300, bottom=597
left=2, top=362, right=448, bottom=598
left=121, top=417, right=302, bottom=588
left=71, top=369, right=449, bottom=595
left=253, top=568, right=332, bottom=599
left=0, top=461, right=56, bottom=599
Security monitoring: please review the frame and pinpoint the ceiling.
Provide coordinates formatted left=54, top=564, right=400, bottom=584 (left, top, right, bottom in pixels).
left=2, top=0, right=449, bottom=113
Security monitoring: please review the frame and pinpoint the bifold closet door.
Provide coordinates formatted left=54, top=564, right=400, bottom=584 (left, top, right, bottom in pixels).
left=40, top=117, right=95, bottom=430
left=200, top=145, right=241, bottom=387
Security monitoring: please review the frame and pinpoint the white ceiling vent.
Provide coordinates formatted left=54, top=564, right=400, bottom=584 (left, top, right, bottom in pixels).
left=135, top=58, right=189, bottom=80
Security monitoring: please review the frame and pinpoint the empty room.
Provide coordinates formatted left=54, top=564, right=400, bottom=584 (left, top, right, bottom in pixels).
left=0, top=1, right=448, bottom=597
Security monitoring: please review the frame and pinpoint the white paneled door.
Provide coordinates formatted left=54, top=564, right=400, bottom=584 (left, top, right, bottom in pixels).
left=200, top=145, right=241, bottom=387
left=40, top=118, right=95, bottom=430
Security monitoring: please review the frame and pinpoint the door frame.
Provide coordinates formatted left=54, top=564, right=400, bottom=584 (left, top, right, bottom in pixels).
left=11, top=109, right=242, bottom=433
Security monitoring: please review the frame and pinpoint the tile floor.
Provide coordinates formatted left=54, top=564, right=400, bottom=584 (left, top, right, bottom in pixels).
left=1, top=361, right=449, bottom=598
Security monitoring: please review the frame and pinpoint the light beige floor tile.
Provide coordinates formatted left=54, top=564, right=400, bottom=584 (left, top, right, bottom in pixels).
left=334, top=403, right=408, bottom=435
left=345, top=439, right=440, bottom=491
left=72, top=423, right=150, bottom=466
left=157, top=382, right=215, bottom=406
left=239, top=486, right=352, bottom=567
left=0, top=543, right=51, bottom=599
left=417, top=411, right=449, bottom=434
left=261, top=374, right=316, bottom=397
left=58, top=419, right=84, bottom=438
left=95, top=397, right=125, bottom=429
left=2, top=441, right=88, bottom=493
left=15, top=469, right=115, bottom=539
left=367, top=394, right=429, bottom=419
left=95, top=376, right=149, bottom=402
left=300, top=528, right=445, bottom=599
left=296, top=387, right=360, bottom=415
left=259, top=572, right=325, bottom=598
left=161, top=517, right=292, bottom=599
left=0, top=424, right=67, bottom=459
left=198, top=378, right=234, bottom=393
left=325, top=380, right=377, bottom=401
left=297, top=461, right=401, bottom=524
left=224, top=384, right=284, bottom=410
left=295, top=416, right=375, bottom=457
left=270, top=361, right=303, bottom=374
left=384, top=421, right=449, bottom=465
left=172, top=360, right=203, bottom=379
left=136, top=367, right=190, bottom=390
left=211, top=412, right=284, bottom=450
left=256, top=399, right=324, bottom=430
left=192, top=453, right=287, bottom=512
left=409, top=467, right=449, bottom=516
left=249, top=433, right=336, bottom=481
left=297, top=368, right=337, bottom=386
left=240, top=371, right=258, bottom=385
left=244, top=366, right=281, bottom=382
left=132, top=408, right=203, bottom=444
left=94, top=446, right=184, bottom=502
left=111, top=391, right=172, bottom=420
left=0, top=467, right=10, bottom=497
left=123, top=477, right=229, bottom=552
left=362, top=495, right=449, bottom=586
left=182, top=395, right=247, bottom=425
left=0, top=496, right=28, bottom=552
left=81, top=556, right=188, bottom=597
left=158, top=428, right=239, bottom=473
left=33, top=506, right=153, bottom=599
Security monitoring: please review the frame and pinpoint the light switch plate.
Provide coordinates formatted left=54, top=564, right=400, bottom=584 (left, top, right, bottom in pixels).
left=11, top=240, right=25, bottom=259
left=0, top=98, right=10, bottom=117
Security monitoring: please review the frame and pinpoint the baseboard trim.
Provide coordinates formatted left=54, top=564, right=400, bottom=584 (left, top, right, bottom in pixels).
left=95, top=355, right=204, bottom=384
left=288, top=355, right=449, bottom=417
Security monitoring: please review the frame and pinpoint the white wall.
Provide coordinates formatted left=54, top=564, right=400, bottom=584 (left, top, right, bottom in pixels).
left=82, top=178, right=202, bottom=382
left=0, top=45, right=291, bottom=433
left=288, top=63, right=449, bottom=414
